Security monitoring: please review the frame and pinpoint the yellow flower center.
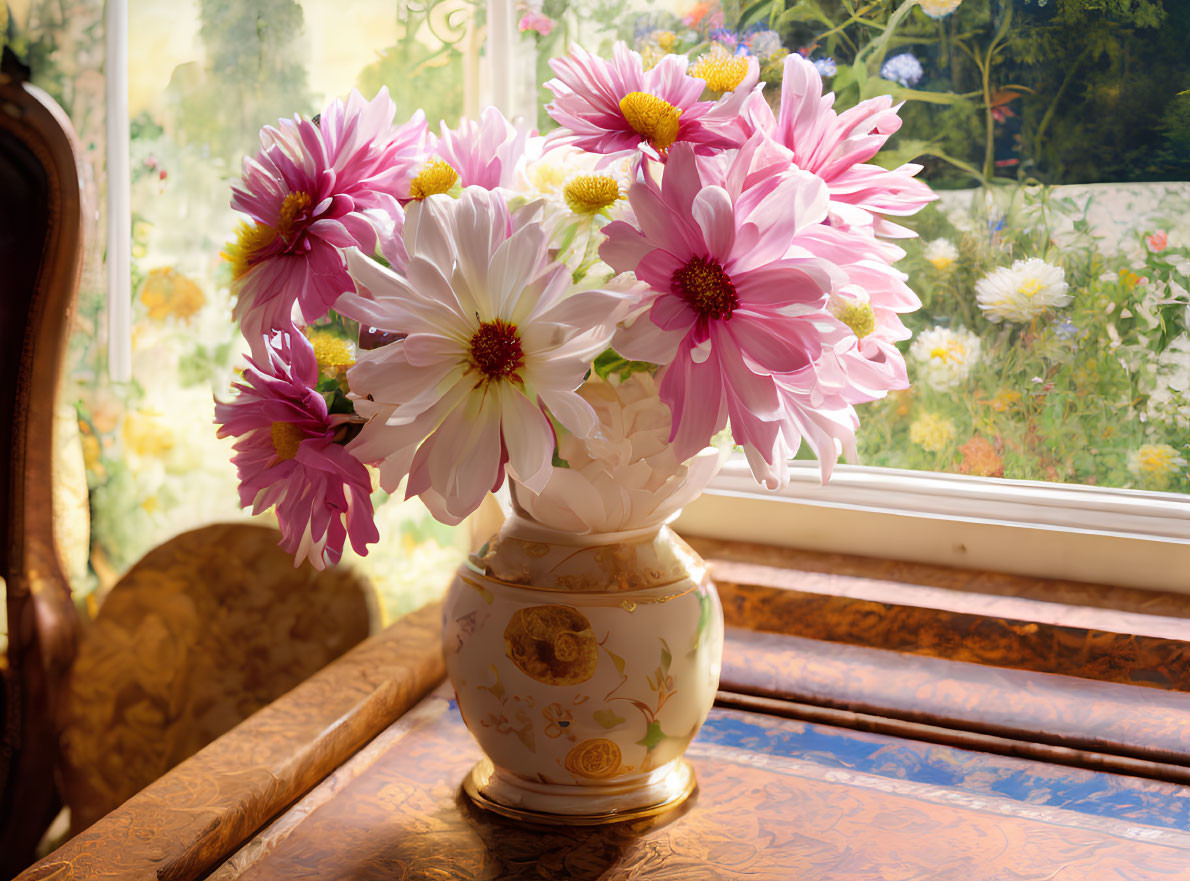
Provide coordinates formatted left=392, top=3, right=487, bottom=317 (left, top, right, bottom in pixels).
left=277, top=191, right=313, bottom=243
left=563, top=174, right=621, bottom=214
left=270, top=421, right=306, bottom=462
left=1017, top=278, right=1042, bottom=299
left=1137, top=444, right=1178, bottom=474
left=619, top=92, right=682, bottom=152
left=307, top=330, right=356, bottom=372
left=223, top=221, right=278, bottom=279
left=927, top=255, right=955, bottom=270
left=469, top=319, right=525, bottom=382
left=672, top=256, right=738, bottom=321
left=409, top=160, right=459, bottom=200
left=834, top=302, right=876, bottom=339
left=655, top=31, right=677, bottom=51
left=690, top=54, right=750, bottom=93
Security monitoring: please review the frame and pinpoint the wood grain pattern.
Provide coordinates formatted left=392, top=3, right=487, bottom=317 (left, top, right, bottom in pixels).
left=720, top=626, right=1190, bottom=770
left=212, top=688, right=1190, bottom=881
left=16, top=603, right=444, bottom=881
left=703, top=543, right=1190, bottom=690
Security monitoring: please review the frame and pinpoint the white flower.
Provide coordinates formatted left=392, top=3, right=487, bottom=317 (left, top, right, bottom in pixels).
left=336, top=188, right=632, bottom=525
left=512, top=372, right=724, bottom=533
left=1146, top=335, right=1190, bottom=429
left=515, top=146, right=632, bottom=219
left=918, top=0, right=962, bottom=19
left=909, top=326, right=982, bottom=391
left=975, top=258, right=1070, bottom=324
left=923, top=238, right=959, bottom=270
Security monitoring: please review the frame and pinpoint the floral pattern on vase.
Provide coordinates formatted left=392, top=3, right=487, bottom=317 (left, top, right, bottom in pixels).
left=443, top=508, right=724, bottom=821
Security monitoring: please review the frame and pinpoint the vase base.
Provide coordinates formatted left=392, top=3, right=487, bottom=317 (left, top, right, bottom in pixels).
left=462, top=757, right=696, bottom=826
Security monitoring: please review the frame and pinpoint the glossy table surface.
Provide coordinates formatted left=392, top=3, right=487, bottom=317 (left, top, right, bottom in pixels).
left=211, top=684, right=1190, bottom=881
left=20, top=543, right=1190, bottom=881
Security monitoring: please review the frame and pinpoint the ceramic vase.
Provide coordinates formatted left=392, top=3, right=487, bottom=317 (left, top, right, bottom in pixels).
left=442, top=507, right=724, bottom=824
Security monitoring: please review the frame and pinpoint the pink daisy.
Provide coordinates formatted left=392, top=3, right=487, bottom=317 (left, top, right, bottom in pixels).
left=317, top=88, right=431, bottom=210
left=544, top=42, right=755, bottom=161
left=436, top=106, right=540, bottom=191
left=599, top=139, right=846, bottom=474
left=214, top=335, right=379, bottom=569
left=334, top=188, right=632, bottom=525
left=228, top=117, right=372, bottom=358
left=744, top=53, right=935, bottom=236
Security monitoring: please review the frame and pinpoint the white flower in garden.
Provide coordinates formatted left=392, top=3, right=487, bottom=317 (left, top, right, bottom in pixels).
left=1146, top=335, right=1190, bottom=429
left=924, top=238, right=959, bottom=271
left=918, top=0, right=962, bottom=19
left=909, top=326, right=982, bottom=391
left=880, top=53, right=923, bottom=88
left=975, top=258, right=1070, bottom=324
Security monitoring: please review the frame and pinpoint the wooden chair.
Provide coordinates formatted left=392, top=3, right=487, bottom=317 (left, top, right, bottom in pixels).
left=0, top=47, right=86, bottom=876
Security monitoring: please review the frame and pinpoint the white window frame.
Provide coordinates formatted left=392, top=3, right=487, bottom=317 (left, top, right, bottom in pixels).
left=676, top=461, right=1190, bottom=593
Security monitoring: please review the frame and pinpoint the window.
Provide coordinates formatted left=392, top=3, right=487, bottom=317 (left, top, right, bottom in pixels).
left=7, top=0, right=1187, bottom=608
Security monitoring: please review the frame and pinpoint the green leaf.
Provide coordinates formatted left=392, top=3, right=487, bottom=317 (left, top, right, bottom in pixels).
left=636, top=720, right=668, bottom=751
left=591, top=348, right=655, bottom=381
left=593, top=709, right=626, bottom=729
left=660, top=638, right=672, bottom=674
left=606, top=648, right=626, bottom=676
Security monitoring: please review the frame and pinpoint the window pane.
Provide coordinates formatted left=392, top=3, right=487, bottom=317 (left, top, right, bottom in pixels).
left=527, top=1, right=1190, bottom=495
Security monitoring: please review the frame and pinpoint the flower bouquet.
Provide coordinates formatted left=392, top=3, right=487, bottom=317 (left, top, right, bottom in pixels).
left=216, top=42, right=932, bottom=820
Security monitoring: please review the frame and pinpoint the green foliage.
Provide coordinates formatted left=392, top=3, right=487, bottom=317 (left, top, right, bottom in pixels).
left=356, top=8, right=467, bottom=128
left=856, top=187, right=1190, bottom=492
left=167, top=0, right=312, bottom=164
left=617, top=0, right=1190, bottom=187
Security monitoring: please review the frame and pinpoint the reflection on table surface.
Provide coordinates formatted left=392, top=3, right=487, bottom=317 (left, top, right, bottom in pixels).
left=213, top=685, right=1190, bottom=881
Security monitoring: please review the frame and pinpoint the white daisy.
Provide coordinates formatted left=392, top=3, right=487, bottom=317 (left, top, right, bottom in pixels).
left=975, top=258, right=1070, bottom=324
left=336, top=188, right=632, bottom=525
left=923, top=238, right=959, bottom=271
left=918, top=0, right=962, bottom=19
left=909, top=326, right=982, bottom=391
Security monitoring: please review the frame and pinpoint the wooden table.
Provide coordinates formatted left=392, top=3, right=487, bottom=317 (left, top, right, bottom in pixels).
left=20, top=541, right=1190, bottom=880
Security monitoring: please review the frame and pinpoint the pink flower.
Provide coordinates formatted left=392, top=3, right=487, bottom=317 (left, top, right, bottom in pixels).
left=334, top=188, right=632, bottom=525
left=744, top=53, right=935, bottom=237
left=545, top=42, right=754, bottom=162
left=437, top=107, right=540, bottom=191
left=1148, top=230, right=1168, bottom=252
left=214, top=335, right=379, bottom=569
left=518, top=11, right=553, bottom=35
left=229, top=117, right=375, bottom=358
left=317, top=88, right=431, bottom=210
left=599, top=139, right=848, bottom=481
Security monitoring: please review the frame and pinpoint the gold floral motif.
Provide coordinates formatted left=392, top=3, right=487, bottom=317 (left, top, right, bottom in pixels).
left=504, top=605, right=598, bottom=686
left=563, top=738, right=623, bottom=779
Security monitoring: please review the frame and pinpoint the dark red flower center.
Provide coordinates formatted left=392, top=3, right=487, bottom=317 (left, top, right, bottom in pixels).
left=672, top=256, right=738, bottom=321
left=469, top=319, right=524, bottom=382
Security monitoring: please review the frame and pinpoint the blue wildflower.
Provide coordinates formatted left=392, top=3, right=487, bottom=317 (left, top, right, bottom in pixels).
left=746, top=30, right=783, bottom=60
left=813, top=56, right=838, bottom=77
left=881, top=52, right=923, bottom=87
left=1055, top=321, right=1079, bottom=340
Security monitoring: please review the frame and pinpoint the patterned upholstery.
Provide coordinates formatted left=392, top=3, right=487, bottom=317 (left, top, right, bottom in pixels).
left=59, top=523, right=376, bottom=833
